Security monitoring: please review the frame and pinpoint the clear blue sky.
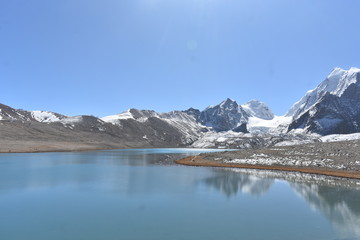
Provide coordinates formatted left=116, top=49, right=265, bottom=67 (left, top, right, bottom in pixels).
left=1, top=0, right=359, bottom=117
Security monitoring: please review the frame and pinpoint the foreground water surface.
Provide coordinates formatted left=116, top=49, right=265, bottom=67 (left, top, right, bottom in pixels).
left=0, top=148, right=359, bottom=240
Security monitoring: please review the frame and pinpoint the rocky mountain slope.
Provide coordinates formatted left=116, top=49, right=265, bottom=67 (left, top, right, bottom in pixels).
left=0, top=104, right=207, bottom=151
left=287, top=67, right=360, bottom=135
left=198, top=98, right=249, bottom=132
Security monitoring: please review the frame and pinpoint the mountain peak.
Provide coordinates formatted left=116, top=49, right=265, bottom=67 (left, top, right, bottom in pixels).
left=200, top=98, right=248, bottom=132
left=287, top=66, right=360, bottom=118
left=328, top=67, right=359, bottom=81
left=242, top=100, right=274, bottom=120
left=220, top=98, right=237, bottom=106
left=244, top=99, right=264, bottom=105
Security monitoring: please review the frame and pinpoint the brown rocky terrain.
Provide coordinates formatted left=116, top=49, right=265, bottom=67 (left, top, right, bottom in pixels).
left=0, top=119, right=186, bottom=153
left=176, top=140, right=360, bottom=179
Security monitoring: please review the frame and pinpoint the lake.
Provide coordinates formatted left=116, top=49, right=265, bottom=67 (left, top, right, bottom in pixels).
left=0, top=148, right=359, bottom=240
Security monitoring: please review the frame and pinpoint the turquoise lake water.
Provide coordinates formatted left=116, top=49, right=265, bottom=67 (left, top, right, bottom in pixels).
left=0, top=148, right=359, bottom=240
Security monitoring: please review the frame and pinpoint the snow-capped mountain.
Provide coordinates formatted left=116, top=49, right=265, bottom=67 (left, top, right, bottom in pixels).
left=195, top=98, right=287, bottom=134
left=99, top=99, right=291, bottom=148
left=241, top=100, right=289, bottom=134
left=0, top=97, right=293, bottom=150
left=287, top=67, right=360, bottom=119
left=288, top=67, right=360, bottom=135
left=199, top=98, right=250, bottom=132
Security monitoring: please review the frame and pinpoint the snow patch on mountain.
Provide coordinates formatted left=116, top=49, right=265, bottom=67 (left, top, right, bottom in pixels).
left=191, top=131, right=251, bottom=148
left=274, top=139, right=317, bottom=147
left=31, top=111, right=64, bottom=123
left=273, top=132, right=360, bottom=147
left=59, top=116, right=83, bottom=124
left=242, top=100, right=274, bottom=120
left=101, top=109, right=134, bottom=124
left=320, top=133, right=360, bottom=142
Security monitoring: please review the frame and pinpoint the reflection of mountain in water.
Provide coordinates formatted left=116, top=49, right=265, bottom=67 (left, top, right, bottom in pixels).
left=202, top=169, right=274, bottom=197
left=202, top=168, right=360, bottom=238
left=291, top=182, right=360, bottom=238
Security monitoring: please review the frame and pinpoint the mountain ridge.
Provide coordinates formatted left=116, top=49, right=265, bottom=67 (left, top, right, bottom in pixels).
left=287, top=67, right=360, bottom=135
left=1, top=66, right=360, bottom=151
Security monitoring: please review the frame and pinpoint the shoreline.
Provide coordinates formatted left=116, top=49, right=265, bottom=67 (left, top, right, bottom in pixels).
left=176, top=155, right=360, bottom=180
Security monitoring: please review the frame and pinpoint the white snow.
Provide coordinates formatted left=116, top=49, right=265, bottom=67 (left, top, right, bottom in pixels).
left=320, top=133, right=360, bottom=142
left=242, top=100, right=274, bottom=120
left=59, top=116, right=83, bottom=124
left=160, top=112, right=207, bottom=144
left=216, top=137, right=228, bottom=142
left=101, top=109, right=134, bottom=124
left=273, top=132, right=360, bottom=147
left=191, top=131, right=250, bottom=148
left=247, top=116, right=292, bottom=133
left=31, top=111, right=62, bottom=123
left=274, top=139, right=315, bottom=147
left=225, top=157, right=333, bottom=168
left=219, top=98, right=236, bottom=108
left=248, top=116, right=291, bottom=128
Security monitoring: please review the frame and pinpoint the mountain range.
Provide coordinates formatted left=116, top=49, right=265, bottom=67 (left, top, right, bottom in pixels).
left=1, top=67, right=359, bottom=151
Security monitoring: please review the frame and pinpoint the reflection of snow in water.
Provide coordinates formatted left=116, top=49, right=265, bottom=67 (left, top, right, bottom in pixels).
left=203, top=167, right=360, bottom=238
left=291, top=182, right=360, bottom=239
left=202, top=168, right=274, bottom=197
